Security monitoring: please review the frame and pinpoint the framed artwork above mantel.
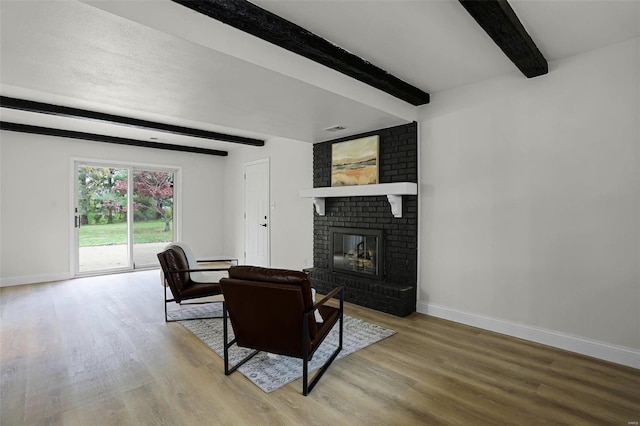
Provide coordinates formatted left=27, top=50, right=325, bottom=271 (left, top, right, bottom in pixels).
left=331, top=135, right=379, bottom=187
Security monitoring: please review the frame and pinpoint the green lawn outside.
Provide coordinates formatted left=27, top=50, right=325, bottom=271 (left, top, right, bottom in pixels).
left=79, top=219, right=173, bottom=247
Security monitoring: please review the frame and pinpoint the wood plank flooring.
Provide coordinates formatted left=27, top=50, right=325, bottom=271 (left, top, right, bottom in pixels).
left=1, top=270, right=638, bottom=425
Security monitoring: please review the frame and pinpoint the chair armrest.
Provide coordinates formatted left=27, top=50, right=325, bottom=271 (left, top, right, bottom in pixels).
left=167, top=267, right=231, bottom=274
left=312, top=287, right=343, bottom=311
left=196, top=258, right=238, bottom=264
left=194, top=267, right=231, bottom=272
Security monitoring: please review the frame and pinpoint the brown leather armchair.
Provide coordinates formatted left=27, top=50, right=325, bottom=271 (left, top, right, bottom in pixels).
left=157, top=244, right=230, bottom=322
left=219, top=265, right=344, bottom=396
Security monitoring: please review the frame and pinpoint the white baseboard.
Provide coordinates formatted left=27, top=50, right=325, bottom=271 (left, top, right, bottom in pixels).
left=0, top=272, right=72, bottom=288
left=417, top=301, right=639, bottom=370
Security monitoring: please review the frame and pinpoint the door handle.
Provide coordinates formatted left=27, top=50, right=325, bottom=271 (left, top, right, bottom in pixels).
left=260, top=223, right=268, bottom=227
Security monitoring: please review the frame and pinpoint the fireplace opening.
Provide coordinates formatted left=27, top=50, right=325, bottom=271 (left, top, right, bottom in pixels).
left=330, top=227, right=383, bottom=279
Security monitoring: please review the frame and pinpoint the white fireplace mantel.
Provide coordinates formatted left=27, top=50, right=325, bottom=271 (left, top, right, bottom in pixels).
left=299, top=182, right=417, bottom=218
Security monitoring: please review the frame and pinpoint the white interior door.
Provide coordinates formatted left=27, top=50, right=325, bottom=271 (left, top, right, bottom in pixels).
left=244, top=159, right=270, bottom=266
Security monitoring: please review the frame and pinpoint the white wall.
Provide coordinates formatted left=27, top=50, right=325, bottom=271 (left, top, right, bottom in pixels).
left=418, top=38, right=640, bottom=365
left=0, top=132, right=226, bottom=285
left=223, top=138, right=313, bottom=271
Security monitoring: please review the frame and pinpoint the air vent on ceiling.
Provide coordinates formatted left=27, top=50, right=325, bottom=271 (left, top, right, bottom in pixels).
left=323, top=125, right=346, bottom=132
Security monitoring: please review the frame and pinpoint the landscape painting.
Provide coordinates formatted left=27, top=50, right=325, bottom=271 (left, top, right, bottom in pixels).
left=331, top=135, right=379, bottom=186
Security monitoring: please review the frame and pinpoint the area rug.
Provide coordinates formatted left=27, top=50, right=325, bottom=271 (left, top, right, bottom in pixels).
left=168, top=304, right=396, bottom=393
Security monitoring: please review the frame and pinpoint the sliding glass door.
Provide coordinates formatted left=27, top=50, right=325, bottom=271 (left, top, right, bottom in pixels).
left=74, top=161, right=176, bottom=275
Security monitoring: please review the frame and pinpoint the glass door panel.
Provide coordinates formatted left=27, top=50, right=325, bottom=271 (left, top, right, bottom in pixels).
left=77, top=165, right=130, bottom=273
left=132, top=170, right=174, bottom=268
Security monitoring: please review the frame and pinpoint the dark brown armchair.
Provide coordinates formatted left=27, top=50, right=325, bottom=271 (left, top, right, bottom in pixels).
left=157, top=243, right=232, bottom=322
left=219, top=265, right=343, bottom=396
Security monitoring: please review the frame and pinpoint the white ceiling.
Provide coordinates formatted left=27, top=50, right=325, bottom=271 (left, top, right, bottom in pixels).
left=1, top=0, right=638, bottom=149
left=255, top=0, right=640, bottom=92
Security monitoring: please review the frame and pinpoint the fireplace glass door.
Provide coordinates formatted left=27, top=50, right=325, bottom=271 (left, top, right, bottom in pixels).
left=330, top=227, right=382, bottom=278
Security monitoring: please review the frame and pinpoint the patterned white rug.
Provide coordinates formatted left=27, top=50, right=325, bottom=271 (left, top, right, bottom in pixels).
left=168, top=304, right=396, bottom=393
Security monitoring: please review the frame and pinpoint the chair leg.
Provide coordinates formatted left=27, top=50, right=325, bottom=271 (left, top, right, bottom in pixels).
left=164, top=285, right=169, bottom=322
left=303, top=291, right=344, bottom=396
left=303, top=324, right=342, bottom=396
left=304, top=345, right=340, bottom=395
left=164, top=284, right=224, bottom=322
left=303, top=313, right=309, bottom=395
left=223, top=302, right=259, bottom=375
left=339, top=291, right=344, bottom=349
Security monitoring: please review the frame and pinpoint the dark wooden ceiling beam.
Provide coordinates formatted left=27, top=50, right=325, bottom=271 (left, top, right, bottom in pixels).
left=459, top=0, right=548, bottom=78
left=0, top=122, right=228, bottom=156
left=0, top=96, right=265, bottom=147
left=172, top=0, right=430, bottom=106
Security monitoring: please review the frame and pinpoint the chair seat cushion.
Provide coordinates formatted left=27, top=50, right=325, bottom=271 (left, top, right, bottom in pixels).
left=180, top=282, right=222, bottom=299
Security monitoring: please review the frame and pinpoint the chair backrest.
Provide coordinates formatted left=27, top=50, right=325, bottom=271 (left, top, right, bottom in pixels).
left=166, top=242, right=214, bottom=283
left=220, top=266, right=318, bottom=358
left=157, top=246, right=192, bottom=301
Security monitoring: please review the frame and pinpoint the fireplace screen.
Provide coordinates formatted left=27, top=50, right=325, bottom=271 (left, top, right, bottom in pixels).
left=330, top=227, right=382, bottom=278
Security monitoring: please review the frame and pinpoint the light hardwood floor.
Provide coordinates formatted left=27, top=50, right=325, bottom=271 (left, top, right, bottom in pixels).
left=1, top=270, right=638, bottom=425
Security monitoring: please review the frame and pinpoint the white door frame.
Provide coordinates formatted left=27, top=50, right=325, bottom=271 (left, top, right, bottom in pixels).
left=243, top=158, right=270, bottom=267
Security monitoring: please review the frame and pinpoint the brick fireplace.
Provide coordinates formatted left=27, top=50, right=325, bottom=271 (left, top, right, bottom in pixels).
left=304, top=122, right=418, bottom=317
